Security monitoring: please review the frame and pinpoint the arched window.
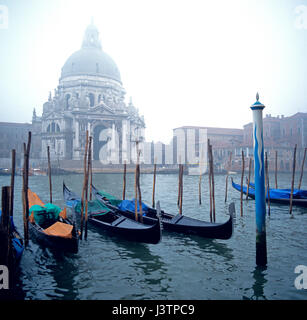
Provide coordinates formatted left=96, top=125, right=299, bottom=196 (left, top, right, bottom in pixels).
left=89, top=93, right=95, bottom=107
left=65, top=94, right=71, bottom=109
left=47, top=124, right=51, bottom=133
left=56, top=124, right=60, bottom=132
left=51, top=122, right=55, bottom=133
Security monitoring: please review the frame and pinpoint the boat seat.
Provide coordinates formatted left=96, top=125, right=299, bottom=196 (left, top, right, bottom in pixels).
left=43, top=221, right=73, bottom=239
left=171, top=214, right=184, bottom=224
left=111, top=216, right=126, bottom=226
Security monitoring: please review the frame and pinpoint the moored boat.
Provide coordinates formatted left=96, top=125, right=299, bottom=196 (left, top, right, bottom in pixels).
left=91, top=184, right=234, bottom=240
left=0, top=209, right=24, bottom=266
left=248, top=181, right=307, bottom=199
left=28, top=189, right=79, bottom=253
left=63, top=183, right=161, bottom=245
left=231, top=178, right=307, bottom=207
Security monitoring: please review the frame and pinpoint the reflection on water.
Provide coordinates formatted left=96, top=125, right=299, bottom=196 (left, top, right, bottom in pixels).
left=243, top=266, right=268, bottom=300
left=0, top=172, right=306, bottom=300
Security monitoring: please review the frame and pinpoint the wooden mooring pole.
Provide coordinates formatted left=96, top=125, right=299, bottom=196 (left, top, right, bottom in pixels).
left=80, top=130, right=89, bottom=240
left=0, top=186, right=11, bottom=267
left=210, top=145, right=216, bottom=222
left=265, top=152, right=271, bottom=216
left=122, top=161, right=127, bottom=200
left=240, top=150, right=245, bottom=217
left=152, top=161, right=157, bottom=208
left=10, top=149, right=16, bottom=217
left=246, top=157, right=252, bottom=200
left=251, top=94, right=267, bottom=266
left=298, top=147, right=307, bottom=190
left=84, top=136, right=92, bottom=240
left=275, top=150, right=278, bottom=189
left=179, top=164, right=184, bottom=215
left=89, top=143, right=93, bottom=201
left=208, top=140, right=213, bottom=222
left=289, top=144, right=297, bottom=216
left=47, top=146, right=52, bottom=203
left=22, top=132, right=31, bottom=247
left=225, top=152, right=232, bottom=203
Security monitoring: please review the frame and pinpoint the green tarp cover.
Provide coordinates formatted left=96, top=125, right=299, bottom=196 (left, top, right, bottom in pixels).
left=97, top=190, right=122, bottom=207
left=29, top=203, right=61, bottom=226
left=74, top=199, right=111, bottom=216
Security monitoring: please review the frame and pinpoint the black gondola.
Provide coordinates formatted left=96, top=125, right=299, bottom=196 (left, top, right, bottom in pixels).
left=63, top=183, right=161, bottom=245
left=232, top=178, right=307, bottom=207
left=0, top=210, right=24, bottom=267
left=91, top=185, right=234, bottom=240
left=28, top=189, right=79, bottom=253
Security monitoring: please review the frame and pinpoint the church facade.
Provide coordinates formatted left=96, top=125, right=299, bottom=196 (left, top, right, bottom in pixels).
left=32, top=22, right=145, bottom=164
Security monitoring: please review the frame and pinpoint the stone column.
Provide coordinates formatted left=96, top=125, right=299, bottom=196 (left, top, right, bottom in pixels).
left=73, top=118, right=80, bottom=160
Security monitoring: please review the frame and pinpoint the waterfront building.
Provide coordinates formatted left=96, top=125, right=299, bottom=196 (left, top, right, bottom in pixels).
left=0, top=122, right=32, bottom=167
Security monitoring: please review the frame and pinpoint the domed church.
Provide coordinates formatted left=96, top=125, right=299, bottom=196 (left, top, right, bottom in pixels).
left=32, top=21, right=145, bottom=164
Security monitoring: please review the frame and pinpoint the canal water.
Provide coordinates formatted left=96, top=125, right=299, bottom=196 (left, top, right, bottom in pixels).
left=0, top=172, right=306, bottom=300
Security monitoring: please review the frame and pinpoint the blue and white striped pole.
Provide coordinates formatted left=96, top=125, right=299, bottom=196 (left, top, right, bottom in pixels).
left=251, top=93, right=267, bottom=266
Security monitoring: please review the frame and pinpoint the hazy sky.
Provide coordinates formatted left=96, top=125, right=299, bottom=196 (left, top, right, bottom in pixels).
left=1, top=0, right=307, bottom=143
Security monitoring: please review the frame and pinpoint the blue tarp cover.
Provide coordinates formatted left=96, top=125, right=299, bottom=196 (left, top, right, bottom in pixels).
left=249, top=182, right=307, bottom=199
left=118, top=199, right=149, bottom=215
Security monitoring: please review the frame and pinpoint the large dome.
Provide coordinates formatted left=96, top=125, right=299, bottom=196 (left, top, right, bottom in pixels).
left=60, top=23, right=121, bottom=83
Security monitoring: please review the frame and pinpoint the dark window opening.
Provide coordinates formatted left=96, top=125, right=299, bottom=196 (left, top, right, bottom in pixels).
left=89, top=93, right=95, bottom=107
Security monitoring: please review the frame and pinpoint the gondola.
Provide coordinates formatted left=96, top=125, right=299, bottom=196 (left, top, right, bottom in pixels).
left=248, top=181, right=307, bottom=199
left=91, top=185, right=234, bottom=240
left=63, top=183, right=161, bottom=245
left=0, top=209, right=24, bottom=266
left=231, top=179, right=307, bottom=207
left=28, top=189, right=79, bottom=253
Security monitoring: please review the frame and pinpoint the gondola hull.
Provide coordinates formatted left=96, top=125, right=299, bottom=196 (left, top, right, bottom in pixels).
left=91, top=185, right=234, bottom=240
left=232, top=179, right=307, bottom=207
left=28, top=220, right=79, bottom=253
left=88, top=215, right=161, bottom=244
left=63, top=183, right=161, bottom=245
left=28, top=189, right=79, bottom=253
